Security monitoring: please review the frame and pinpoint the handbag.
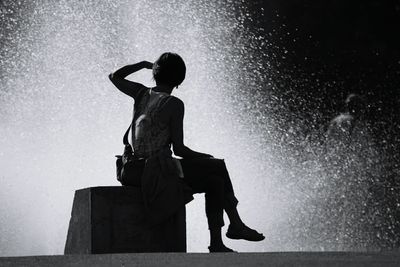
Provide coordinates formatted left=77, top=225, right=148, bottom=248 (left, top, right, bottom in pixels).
left=115, top=122, right=145, bottom=185
left=116, top=89, right=148, bottom=185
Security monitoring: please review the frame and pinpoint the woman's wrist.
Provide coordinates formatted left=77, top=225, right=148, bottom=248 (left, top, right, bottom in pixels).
left=194, top=152, right=213, bottom=158
left=140, top=61, right=153, bottom=69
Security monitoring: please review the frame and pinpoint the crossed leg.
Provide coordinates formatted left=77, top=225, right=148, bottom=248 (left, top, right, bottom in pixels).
left=180, top=158, right=264, bottom=252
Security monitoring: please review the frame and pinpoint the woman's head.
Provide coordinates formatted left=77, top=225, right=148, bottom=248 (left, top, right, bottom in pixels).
left=153, top=52, right=186, bottom=88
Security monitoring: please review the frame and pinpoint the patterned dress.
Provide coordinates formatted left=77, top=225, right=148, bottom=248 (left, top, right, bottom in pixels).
left=133, top=88, right=172, bottom=159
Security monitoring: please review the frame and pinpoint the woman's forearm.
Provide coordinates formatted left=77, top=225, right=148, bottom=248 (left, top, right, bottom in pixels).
left=108, top=61, right=153, bottom=99
left=174, top=145, right=211, bottom=159
left=112, top=61, right=149, bottom=78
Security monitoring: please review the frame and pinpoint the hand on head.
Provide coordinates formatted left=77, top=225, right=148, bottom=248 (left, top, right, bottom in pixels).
left=142, top=61, right=153, bottom=69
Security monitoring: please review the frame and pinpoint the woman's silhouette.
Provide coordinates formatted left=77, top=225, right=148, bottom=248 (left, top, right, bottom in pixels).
left=109, top=52, right=264, bottom=252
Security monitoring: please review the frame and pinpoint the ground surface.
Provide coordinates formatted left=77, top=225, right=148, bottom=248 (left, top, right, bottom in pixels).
left=1, top=252, right=400, bottom=267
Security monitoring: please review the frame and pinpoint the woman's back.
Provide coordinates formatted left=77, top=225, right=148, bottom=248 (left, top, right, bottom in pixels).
left=133, top=88, right=172, bottom=158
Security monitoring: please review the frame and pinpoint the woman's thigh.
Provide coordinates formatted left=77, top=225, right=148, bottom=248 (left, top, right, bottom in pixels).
left=180, top=158, right=230, bottom=193
left=180, top=157, right=225, bottom=175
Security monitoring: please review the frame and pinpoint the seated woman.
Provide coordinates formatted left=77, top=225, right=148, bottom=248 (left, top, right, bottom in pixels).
left=109, top=52, right=264, bottom=252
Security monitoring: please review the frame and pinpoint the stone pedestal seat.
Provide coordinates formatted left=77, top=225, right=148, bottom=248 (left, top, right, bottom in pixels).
left=64, top=186, right=186, bottom=254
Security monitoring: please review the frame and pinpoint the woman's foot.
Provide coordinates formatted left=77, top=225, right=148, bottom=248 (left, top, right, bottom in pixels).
left=226, top=224, right=265, bottom=241
left=208, top=244, right=236, bottom=253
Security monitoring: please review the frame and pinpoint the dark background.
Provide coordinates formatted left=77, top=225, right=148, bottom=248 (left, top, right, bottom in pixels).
left=242, top=0, right=400, bottom=150
left=248, top=0, right=400, bottom=126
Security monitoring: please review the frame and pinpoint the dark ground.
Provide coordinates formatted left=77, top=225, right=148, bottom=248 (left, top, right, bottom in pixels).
left=2, top=252, right=400, bottom=267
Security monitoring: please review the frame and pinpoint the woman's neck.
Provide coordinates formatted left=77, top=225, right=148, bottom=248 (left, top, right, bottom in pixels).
left=153, top=84, right=173, bottom=95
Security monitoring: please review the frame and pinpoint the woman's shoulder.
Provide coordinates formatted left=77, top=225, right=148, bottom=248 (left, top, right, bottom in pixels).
left=166, top=95, right=184, bottom=107
left=137, top=85, right=151, bottom=99
left=162, top=95, right=184, bottom=115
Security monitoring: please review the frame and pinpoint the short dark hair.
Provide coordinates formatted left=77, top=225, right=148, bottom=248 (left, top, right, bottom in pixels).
left=153, top=52, right=186, bottom=88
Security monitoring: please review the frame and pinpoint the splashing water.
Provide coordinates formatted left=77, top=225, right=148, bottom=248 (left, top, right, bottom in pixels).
left=0, top=0, right=392, bottom=256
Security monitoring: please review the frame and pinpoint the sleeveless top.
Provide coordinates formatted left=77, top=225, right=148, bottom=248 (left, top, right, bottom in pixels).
left=131, top=88, right=193, bottom=224
left=132, top=88, right=172, bottom=159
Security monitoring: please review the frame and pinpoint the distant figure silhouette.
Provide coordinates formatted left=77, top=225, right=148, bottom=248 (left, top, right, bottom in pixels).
left=326, top=94, right=368, bottom=149
left=325, top=93, right=377, bottom=250
left=109, top=52, right=264, bottom=252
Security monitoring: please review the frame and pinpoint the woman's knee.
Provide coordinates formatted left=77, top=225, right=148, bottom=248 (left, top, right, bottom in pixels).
left=211, top=158, right=226, bottom=168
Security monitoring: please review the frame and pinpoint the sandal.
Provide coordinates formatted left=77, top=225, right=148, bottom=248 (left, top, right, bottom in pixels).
left=208, top=245, right=236, bottom=253
left=226, top=224, right=265, bottom=241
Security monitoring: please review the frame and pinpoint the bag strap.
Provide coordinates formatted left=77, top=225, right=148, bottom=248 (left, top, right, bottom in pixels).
left=122, top=87, right=149, bottom=148
left=123, top=122, right=132, bottom=146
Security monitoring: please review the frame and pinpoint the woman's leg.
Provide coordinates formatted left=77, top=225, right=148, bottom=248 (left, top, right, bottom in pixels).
left=181, top=158, right=247, bottom=227
left=180, top=158, right=238, bottom=226
left=180, top=158, right=233, bottom=250
left=180, top=158, right=264, bottom=250
left=200, top=159, right=264, bottom=241
left=211, top=159, right=244, bottom=228
left=212, top=159, right=264, bottom=241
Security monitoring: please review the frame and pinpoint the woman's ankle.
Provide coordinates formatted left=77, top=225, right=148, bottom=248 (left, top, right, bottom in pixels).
left=209, top=227, right=223, bottom=247
left=210, top=240, right=225, bottom=248
left=225, top=207, right=244, bottom=228
left=228, top=221, right=245, bottom=230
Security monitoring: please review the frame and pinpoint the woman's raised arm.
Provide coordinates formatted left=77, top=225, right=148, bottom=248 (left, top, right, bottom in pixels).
left=109, top=61, right=153, bottom=100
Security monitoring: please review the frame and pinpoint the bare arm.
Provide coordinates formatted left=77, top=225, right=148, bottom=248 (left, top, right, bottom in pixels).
left=108, top=61, right=153, bottom=100
left=170, top=98, right=213, bottom=159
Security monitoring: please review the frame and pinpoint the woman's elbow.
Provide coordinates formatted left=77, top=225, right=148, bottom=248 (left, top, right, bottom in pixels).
left=173, top=148, right=183, bottom=157
left=173, top=144, right=185, bottom=156
left=109, top=72, right=118, bottom=82
left=108, top=73, right=121, bottom=88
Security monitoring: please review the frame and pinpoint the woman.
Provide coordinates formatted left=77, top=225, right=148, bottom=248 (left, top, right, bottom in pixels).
left=109, top=52, right=264, bottom=252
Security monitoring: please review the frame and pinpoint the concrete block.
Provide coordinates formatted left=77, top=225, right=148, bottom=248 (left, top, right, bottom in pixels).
left=64, top=186, right=186, bottom=254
